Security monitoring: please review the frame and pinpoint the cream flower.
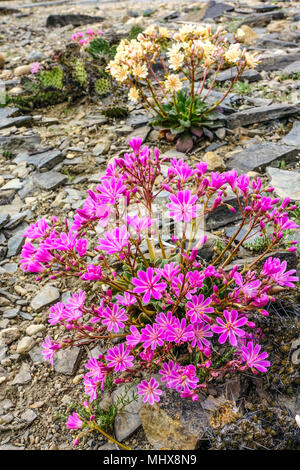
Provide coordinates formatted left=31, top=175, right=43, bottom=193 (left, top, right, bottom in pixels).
left=164, top=74, right=182, bottom=93
left=236, top=28, right=246, bottom=42
left=168, top=52, right=185, bottom=71
left=167, top=43, right=182, bottom=58
left=131, top=63, right=148, bottom=79
left=224, top=44, right=241, bottom=64
left=113, top=66, right=129, bottom=82
left=244, top=52, right=260, bottom=68
left=128, top=87, right=140, bottom=102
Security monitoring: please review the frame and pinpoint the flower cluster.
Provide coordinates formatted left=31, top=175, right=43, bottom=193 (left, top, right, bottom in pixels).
left=21, top=138, right=298, bottom=417
left=71, top=29, right=103, bottom=47
left=107, top=25, right=259, bottom=149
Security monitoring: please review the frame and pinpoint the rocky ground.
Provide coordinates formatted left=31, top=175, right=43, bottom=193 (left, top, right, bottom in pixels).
left=0, top=0, right=300, bottom=451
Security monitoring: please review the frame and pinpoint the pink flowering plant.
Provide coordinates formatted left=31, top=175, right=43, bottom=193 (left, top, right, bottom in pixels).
left=20, top=138, right=298, bottom=446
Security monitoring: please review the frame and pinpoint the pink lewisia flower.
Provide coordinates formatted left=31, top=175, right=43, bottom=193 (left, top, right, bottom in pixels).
left=190, top=322, right=213, bottom=350
left=186, top=294, right=214, bottom=323
left=155, top=311, right=177, bottom=332
left=167, top=364, right=199, bottom=393
left=85, top=357, right=107, bottom=386
left=126, top=325, right=142, bottom=348
left=156, top=262, right=180, bottom=282
left=102, top=304, right=128, bottom=333
left=126, top=215, right=156, bottom=233
left=212, top=309, right=247, bottom=346
left=269, top=260, right=298, bottom=288
left=165, top=318, right=194, bottom=343
left=97, top=225, right=130, bottom=254
left=140, top=324, right=165, bottom=350
left=20, top=242, right=44, bottom=273
left=96, top=177, right=127, bottom=205
left=138, top=378, right=162, bottom=405
left=241, top=341, right=270, bottom=373
left=83, top=375, right=99, bottom=402
left=66, top=412, right=83, bottom=430
left=115, top=292, right=137, bottom=307
left=159, top=360, right=179, bottom=385
left=65, top=290, right=85, bottom=311
left=233, top=272, right=261, bottom=300
left=81, top=264, right=102, bottom=281
left=48, top=302, right=65, bottom=325
left=167, top=190, right=201, bottom=223
left=41, top=336, right=61, bottom=366
left=31, top=62, right=41, bottom=74
left=128, top=137, right=143, bottom=154
left=105, top=343, right=134, bottom=372
left=132, top=267, right=167, bottom=304
left=24, top=219, right=49, bottom=239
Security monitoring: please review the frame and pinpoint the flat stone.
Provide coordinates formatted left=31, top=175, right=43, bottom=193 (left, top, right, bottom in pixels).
left=26, top=149, right=64, bottom=170
left=21, top=409, right=37, bottom=423
left=16, top=336, right=34, bottom=354
left=0, top=190, right=16, bottom=206
left=226, top=104, right=300, bottom=129
left=0, top=134, right=41, bottom=154
left=227, top=142, right=299, bottom=173
left=7, top=232, right=25, bottom=257
left=257, top=53, right=300, bottom=72
left=126, top=113, right=150, bottom=128
left=29, top=345, right=43, bottom=364
left=127, top=125, right=151, bottom=144
left=183, top=0, right=233, bottom=21
left=53, top=347, right=80, bottom=375
left=240, top=10, right=285, bottom=27
left=0, top=116, right=33, bottom=130
left=46, top=13, right=104, bottom=27
left=139, top=384, right=209, bottom=450
left=11, top=363, right=31, bottom=385
left=266, top=167, right=300, bottom=201
left=256, top=38, right=298, bottom=49
left=216, top=68, right=261, bottom=83
left=0, top=179, right=23, bottom=191
left=283, top=61, right=300, bottom=75
left=282, top=121, right=300, bottom=147
left=0, top=445, right=24, bottom=450
left=30, top=284, right=60, bottom=312
left=0, top=327, right=20, bottom=345
left=33, top=171, right=67, bottom=190
left=0, top=213, right=10, bottom=229
left=3, top=308, right=19, bottom=319
left=112, top=384, right=142, bottom=441
left=26, top=324, right=45, bottom=336
left=0, top=108, right=19, bottom=120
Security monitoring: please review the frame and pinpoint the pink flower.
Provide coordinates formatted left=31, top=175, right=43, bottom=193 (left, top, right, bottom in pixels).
left=128, top=137, right=143, bottom=154
left=126, top=215, right=156, bottom=233
left=96, top=177, right=127, bottom=205
left=190, top=322, right=213, bottom=350
left=138, top=378, right=162, bottom=405
left=48, top=302, right=65, bottom=325
left=83, top=375, right=99, bottom=402
left=102, top=304, right=128, bottom=332
left=185, top=294, right=214, bottom=323
left=212, top=309, right=247, bottom=346
left=66, top=412, right=83, bottom=429
left=81, top=264, right=102, bottom=281
left=159, top=360, right=179, bottom=385
left=41, top=336, right=61, bottom=366
left=105, top=343, right=134, bottom=372
left=167, top=364, right=199, bottom=393
left=156, top=262, right=180, bottom=282
left=126, top=325, right=142, bottom=348
left=20, top=242, right=44, bottom=273
left=31, top=62, right=41, bottom=74
left=167, top=190, right=201, bottom=222
left=270, top=260, right=298, bottom=288
left=65, top=290, right=85, bottom=311
left=155, top=311, right=177, bottom=332
left=241, top=341, right=270, bottom=373
left=115, top=292, right=137, bottom=307
left=233, top=272, right=261, bottom=300
left=97, top=225, right=130, bottom=254
left=140, top=324, right=165, bottom=350
left=165, top=318, right=194, bottom=343
left=132, top=267, right=167, bottom=304
left=24, top=219, right=49, bottom=239
left=85, top=357, right=107, bottom=386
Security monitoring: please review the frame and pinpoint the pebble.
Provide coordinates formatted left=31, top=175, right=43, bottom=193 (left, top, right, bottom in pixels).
left=16, top=336, right=35, bottom=354
left=30, top=284, right=60, bottom=312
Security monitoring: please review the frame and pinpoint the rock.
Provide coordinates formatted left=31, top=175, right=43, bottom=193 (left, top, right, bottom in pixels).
left=33, top=171, right=67, bottom=190
left=139, top=386, right=209, bottom=450
left=53, top=348, right=80, bottom=375
left=227, top=142, right=299, bottom=173
left=14, top=65, right=32, bottom=77
left=266, top=167, right=300, bottom=201
left=21, top=409, right=37, bottom=423
left=3, top=308, right=19, bottom=319
left=12, top=363, right=31, bottom=385
left=29, top=345, right=43, bottom=364
left=127, top=125, right=151, bottom=144
left=16, top=337, right=34, bottom=354
left=283, top=61, right=300, bottom=76
left=183, top=1, right=233, bottom=21
left=0, top=134, right=41, bottom=154
left=7, top=232, right=25, bottom=257
left=256, top=38, right=298, bottom=49
left=0, top=179, right=23, bottom=191
left=0, top=213, right=10, bottom=229
left=0, top=190, right=16, bottom=206
left=198, top=231, right=221, bottom=261
left=112, top=384, right=142, bottom=441
left=30, top=284, right=60, bottom=312
left=26, top=325, right=45, bottom=336
left=216, top=68, right=261, bottom=83
left=241, top=11, right=285, bottom=27
left=226, top=104, right=300, bottom=129
left=0, top=327, right=20, bottom=345
left=126, top=114, right=150, bottom=128
left=0, top=399, right=13, bottom=414
left=0, top=53, right=4, bottom=69
left=202, top=152, right=225, bottom=171
left=282, top=121, right=300, bottom=147
left=237, top=25, right=258, bottom=45
left=0, top=116, right=33, bottom=130
left=46, top=14, right=105, bottom=28
left=257, top=53, right=300, bottom=72
left=267, top=20, right=289, bottom=33
left=26, top=149, right=64, bottom=171
left=0, top=413, right=13, bottom=424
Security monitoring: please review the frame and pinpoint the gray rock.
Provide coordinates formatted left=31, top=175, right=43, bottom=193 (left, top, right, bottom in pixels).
left=0, top=107, right=19, bottom=120
left=112, top=384, right=142, bottom=441
left=240, top=10, right=285, bottom=27
left=216, top=68, right=261, bottom=83
left=29, top=345, right=43, bottom=364
left=0, top=179, right=23, bottom=191
left=257, top=53, right=300, bottom=72
left=282, top=121, right=300, bottom=147
left=46, top=13, right=105, bottom=28
left=127, top=125, right=151, bottom=144
left=30, top=284, right=60, bottom=312
left=126, top=113, right=150, bottom=128
left=7, top=232, right=25, bottom=257
left=26, top=149, right=64, bottom=170
left=256, top=38, right=298, bottom=49
left=227, top=142, right=299, bottom=173
left=12, top=363, right=31, bottom=385
left=3, top=212, right=26, bottom=230
left=0, top=413, right=13, bottom=424
left=21, top=409, right=37, bottom=423
left=0, top=399, right=13, bottom=414
left=33, top=171, right=67, bottom=190
left=0, top=327, right=20, bottom=345
left=226, top=104, right=300, bottom=129
left=0, top=190, right=16, bottom=206
left=266, top=167, right=300, bottom=201
left=53, top=347, right=80, bottom=375
left=0, top=214, right=10, bottom=229
left=0, top=134, right=41, bottom=154
left=3, top=308, right=19, bottom=319
left=283, top=61, right=300, bottom=75
left=0, top=116, right=33, bottom=130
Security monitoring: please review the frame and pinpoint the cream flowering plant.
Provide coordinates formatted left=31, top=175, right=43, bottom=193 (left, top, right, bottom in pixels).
left=107, top=24, right=259, bottom=152
left=20, top=138, right=299, bottom=448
